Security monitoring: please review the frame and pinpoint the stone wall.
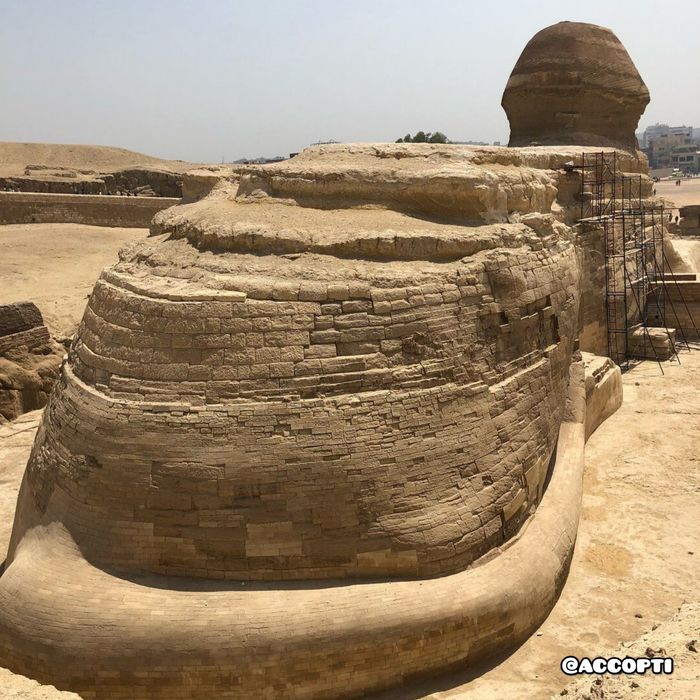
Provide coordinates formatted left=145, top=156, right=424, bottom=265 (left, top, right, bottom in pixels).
left=23, top=215, right=580, bottom=580
left=576, top=223, right=608, bottom=355
left=0, top=192, right=179, bottom=228
left=0, top=302, right=44, bottom=338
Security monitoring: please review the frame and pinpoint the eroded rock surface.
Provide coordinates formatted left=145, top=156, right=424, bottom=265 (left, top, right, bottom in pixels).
left=0, top=303, right=64, bottom=423
left=502, top=22, right=649, bottom=150
left=0, top=143, right=643, bottom=697
left=0, top=668, right=82, bottom=699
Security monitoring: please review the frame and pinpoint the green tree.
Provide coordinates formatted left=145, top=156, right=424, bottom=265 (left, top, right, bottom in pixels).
left=429, top=131, right=448, bottom=143
left=396, top=131, right=450, bottom=143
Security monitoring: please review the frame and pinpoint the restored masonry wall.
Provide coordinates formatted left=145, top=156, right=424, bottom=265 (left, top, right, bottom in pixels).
left=655, top=276, right=700, bottom=338
left=0, top=140, right=636, bottom=697
left=24, top=228, right=578, bottom=580
left=576, top=224, right=608, bottom=356
left=0, top=192, right=179, bottom=228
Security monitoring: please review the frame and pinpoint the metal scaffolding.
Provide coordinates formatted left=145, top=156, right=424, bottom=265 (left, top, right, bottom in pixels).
left=574, top=151, right=696, bottom=371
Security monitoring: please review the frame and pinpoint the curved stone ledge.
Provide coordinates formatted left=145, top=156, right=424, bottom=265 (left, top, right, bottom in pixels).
left=0, top=416, right=585, bottom=699
left=160, top=216, right=546, bottom=263
left=582, top=352, right=623, bottom=439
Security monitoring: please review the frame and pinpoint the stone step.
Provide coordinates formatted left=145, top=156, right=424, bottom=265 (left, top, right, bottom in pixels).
left=627, top=325, right=676, bottom=360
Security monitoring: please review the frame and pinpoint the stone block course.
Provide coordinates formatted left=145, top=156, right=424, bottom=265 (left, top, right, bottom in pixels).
left=0, top=137, right=638, bottom=696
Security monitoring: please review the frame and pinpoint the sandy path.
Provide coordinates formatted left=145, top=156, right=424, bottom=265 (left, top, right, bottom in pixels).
left=0, top=223, right=148, bottom=337
left=655, top=178, right=700, bottom=211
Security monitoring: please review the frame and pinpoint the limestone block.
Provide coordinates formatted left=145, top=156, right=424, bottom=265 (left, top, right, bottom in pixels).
left=582, top=352, right=623, bottom=439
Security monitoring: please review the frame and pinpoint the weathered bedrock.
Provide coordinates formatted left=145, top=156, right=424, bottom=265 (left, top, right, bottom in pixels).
left=0, top=303, right=64, bottom=423
left=8, top=145, right=589, bottom=581
left=0, top=165, right=183, bottom=197
left=502, top=22, right=649, bottom=150
left=0, top=143, right=636, bottom=697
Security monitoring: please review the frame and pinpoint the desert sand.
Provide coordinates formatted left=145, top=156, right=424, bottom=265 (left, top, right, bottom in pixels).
left=655, top=178, right=700, bottom=211
left=0, top=223, right=148, bottom=338
left=656, top=178, right=700, bottom=269
left=0, top=142, right=195, bottom=178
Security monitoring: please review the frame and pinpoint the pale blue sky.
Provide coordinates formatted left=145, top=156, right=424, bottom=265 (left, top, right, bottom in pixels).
left=1, top=0, right=698, bottom=162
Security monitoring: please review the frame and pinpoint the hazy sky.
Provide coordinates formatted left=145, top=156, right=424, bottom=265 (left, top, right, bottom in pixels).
left=1, top=0, right=698, bottom=163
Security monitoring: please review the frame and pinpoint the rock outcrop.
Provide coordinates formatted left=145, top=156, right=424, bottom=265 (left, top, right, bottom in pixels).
left=502, top=22, right=649, bottom=150
left=181, top=166, right=239, bottom=202
left=0, top=142, right=198, bottom=198
left=0, top=143, right=632, bottom=698
left=0, top=166, right=183, bottom=197
left=0, top=668, right=82, bottom=700
left=0, top=303, right=64, bottom=423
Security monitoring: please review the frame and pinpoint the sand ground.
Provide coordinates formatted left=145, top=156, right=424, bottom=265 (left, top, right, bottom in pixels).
left=0, top=224, right=698, bottom=699
left=0, top=223, right=148, bottom=338
left=0, top=141, right=196, bottom=178
left=655, top=177, right=700, bottom=211
left=656, top=178, right=700, bottom=270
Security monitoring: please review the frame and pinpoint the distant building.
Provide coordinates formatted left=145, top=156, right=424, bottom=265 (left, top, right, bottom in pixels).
left=641, top=123, right=698, bottom=172
left=671, top=144, right=699, bottom=173
left=452, top=140, right=490, bottom=146
left=640, top=123, right=690, bottom=148
left=232, top=155, right=287, bottom=165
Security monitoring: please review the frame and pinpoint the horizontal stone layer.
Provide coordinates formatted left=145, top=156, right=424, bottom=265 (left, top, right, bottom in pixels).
left=0, top=414, right=586, bottom=699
